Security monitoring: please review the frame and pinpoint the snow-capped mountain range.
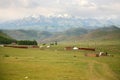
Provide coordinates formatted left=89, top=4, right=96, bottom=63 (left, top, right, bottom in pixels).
left=0, top=15, right=120, bottom=32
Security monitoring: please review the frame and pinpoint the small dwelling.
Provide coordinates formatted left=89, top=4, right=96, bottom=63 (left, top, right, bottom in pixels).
left=73, top=47, right=78, bottom=50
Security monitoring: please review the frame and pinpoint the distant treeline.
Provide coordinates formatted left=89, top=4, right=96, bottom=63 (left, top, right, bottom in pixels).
left=0, top=37, right=37, bottom=45
left=17, top=40, right=37, bottom=45
left=0, top=36, right=16, bottom=44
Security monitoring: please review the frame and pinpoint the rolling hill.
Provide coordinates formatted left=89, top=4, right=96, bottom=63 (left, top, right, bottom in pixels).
left=1, top=27, right=89, bottom=42
left=0, top=30, right=16, bottom=44
left=2, top=30, right=53, bottom=41
left=41, top=26, right=120, bottom=42
left=2, top=30, right=39, bottom=40
left=79, top=26, right=120, bottom=40
left=1, top=26, right=120, bottom=43
left=0, top=30, right=12, bottom=39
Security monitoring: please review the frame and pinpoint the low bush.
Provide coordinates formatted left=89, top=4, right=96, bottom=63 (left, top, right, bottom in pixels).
left=4, top=54, right=10, bottom=57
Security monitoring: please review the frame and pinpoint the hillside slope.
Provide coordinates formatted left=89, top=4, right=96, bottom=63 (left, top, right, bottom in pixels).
left=79, top=26, right=120, bottom=40
left=0, top=30, right=12, bottom=39
left=41, top=27, right=89, bottom=42
left=0, top=30, right=16, bottom=44
left=2, top=30, right=53, bottom=41
left=2, top=30, right=38, bottom=40
left=42, top=26, right=120, bottom=42
left=1, top=26, right=120, bottom=42
left=2, top=27, right=88, bottom=42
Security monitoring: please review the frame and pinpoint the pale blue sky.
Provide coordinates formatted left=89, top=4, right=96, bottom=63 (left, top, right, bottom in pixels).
left=0, top=0, right=120, bottom=21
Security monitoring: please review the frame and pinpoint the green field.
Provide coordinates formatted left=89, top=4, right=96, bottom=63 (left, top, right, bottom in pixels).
left=0, top=40, right=120, bottom=80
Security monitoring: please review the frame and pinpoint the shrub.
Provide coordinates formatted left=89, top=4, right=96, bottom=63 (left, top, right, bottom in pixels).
left=4, top=54, right=10, bottom=57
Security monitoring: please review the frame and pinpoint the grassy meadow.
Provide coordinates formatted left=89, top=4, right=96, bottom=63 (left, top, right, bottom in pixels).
left=0, top=40, right=120, bottom=80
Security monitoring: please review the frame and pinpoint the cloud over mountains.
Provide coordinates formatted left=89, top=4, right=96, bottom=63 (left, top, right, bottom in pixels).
left=0, top=0, right=120, bottom=21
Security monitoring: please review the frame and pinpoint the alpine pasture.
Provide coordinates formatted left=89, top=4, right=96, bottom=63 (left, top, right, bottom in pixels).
left=0, top=40, right=120, bottom=80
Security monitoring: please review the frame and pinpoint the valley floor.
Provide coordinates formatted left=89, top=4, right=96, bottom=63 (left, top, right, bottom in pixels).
left=0, top=41, right=120, bottom=80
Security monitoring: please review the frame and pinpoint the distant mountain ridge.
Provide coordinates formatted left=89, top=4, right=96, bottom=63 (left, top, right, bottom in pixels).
left=0, top=15, right=120, bottom=32
left=1, top=26, right=120, bottom=42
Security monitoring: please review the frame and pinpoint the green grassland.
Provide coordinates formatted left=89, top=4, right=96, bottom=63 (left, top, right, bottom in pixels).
left=0, top=40, right=120, bottom=80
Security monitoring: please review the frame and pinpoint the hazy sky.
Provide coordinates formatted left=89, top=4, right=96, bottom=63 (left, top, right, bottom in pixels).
left=0, top=0, right=120, bottom=21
